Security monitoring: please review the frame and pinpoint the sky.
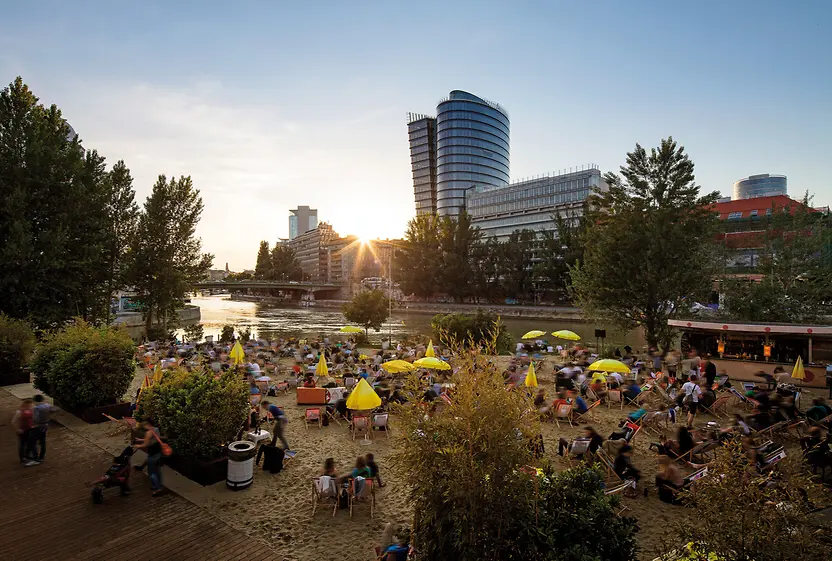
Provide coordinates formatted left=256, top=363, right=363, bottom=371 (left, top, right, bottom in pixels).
left=2, top=1, right=830, bottom=270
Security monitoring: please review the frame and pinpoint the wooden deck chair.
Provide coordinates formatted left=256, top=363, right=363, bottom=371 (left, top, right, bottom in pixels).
left=762, top=446, right=787, bottom=469
left=604, top=478, right=637, bottom=507
left=676, top=440, right=719, bottom=467
left=304, top=407, right=323, bottom=429
left=809, top=412, right=832, bottom=429
left=573, top=400, right=601, bottom=424
left=623, top=390, right=644, bottom=408
left=682, top=466, right=708, bottom=487
left=565, top=438, right=592, bottom=466
left=639, top=411, right=666, bottom=435
left=607, top=389, right=623, bottom=410
left=102, top=414, right=137, bottom=438
left=654, top=384, right=675, bottom=405
left=311, top=476, right=339, bottom=517
left=752, top=420, right=789, bottom=440
left=623, top=420, right=641, bottom=443
left=283, top=449, right=298, bottom=468
left=348, top=477, right=375, bottom=518
left=585, top=387, right=600, bottom=403
left=372, top=413, right=390, bottom=437
left=275, top=381, right=289, bottom=395
left=344, top=376, right=356, bottom=389
left=287, top=376, right=299, bottom=389
left=554, top=403, right=573, bottom=428
left=701, top=395, right=731, bottom=418
left=351, top=415, right=371, bottom=440
left=595, top=448, right=623, bottom=483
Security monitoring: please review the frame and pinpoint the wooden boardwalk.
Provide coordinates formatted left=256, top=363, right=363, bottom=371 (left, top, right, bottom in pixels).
left=0, top=390, right=280, bottom=561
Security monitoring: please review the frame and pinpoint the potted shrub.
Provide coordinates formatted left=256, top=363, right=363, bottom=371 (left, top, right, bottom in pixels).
left=31, top=321, right=135, bottom=422
left=0, top=314, right=36, bottom=386
left=137, top=368, right=249, bottom=486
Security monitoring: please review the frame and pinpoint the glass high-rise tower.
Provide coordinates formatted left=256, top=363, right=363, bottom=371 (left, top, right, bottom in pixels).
left=408, top=90, right=509, bottom=216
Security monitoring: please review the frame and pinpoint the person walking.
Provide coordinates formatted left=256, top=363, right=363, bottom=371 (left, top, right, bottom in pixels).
left=261, top=400, right=289, bottom=450
left=681, top=375, right=703, bottom=428
left=30, top=395, right=57, bottom=463
left=12, top=399, right=36, bottom=466
left=133, top=418, right=164, bottom=496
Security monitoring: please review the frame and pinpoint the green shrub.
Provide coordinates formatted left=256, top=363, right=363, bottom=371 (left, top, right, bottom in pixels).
left=394, top=335, right=638, bottom=560
left=430, top=310, right=513, bottom=353
left=31, top=321, right=135, bottom=409
left=137, top=368, right=249, bottom=461
left=0, top=314, right=36, bottom=378
left=145, top=325, right=174, bottom=342
left=219, top=324, right=235, bottom=343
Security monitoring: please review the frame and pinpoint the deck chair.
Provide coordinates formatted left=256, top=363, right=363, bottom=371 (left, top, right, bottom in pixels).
left=624, top=390, right=644, bottom=408
left=607, top=389, right=623, bottom=410
left=102, top=414, right=137, bottom=438
left=682, top=466, right=708, bottom=486
left=283, top=449, right=298, bottom=468
left=348, top=477, right=375, bottom=518
left=809, top=412, right=832, bottom=429
left=275, top=381, right=289, bottom=395
left=585, top=387, right=600, bottom=403
left=287, top=376, right=299, bottom=389
left=324, top=407, right=342, bottom=426
left=372, top=413, right=390, bottom=437
left=565, top=438, right=592, bottom=466
left=676, top=440, right=719, bottom=467
left=596, top=448, right=623, bottom=483
left=604, top=478, right=637, bottom=507
left=554, top=403, right=573, bottom=428
left=304, top=407, right=323, bottom=429
left=701, top=395, right=731, bottom=418
left=752, top=420, right=789, bottom=440
left=344, top=376, right=356, bottom=389
left=623, top=420, right=641, bottom=443
left=640, top=411, right=669, bottom=435
left=311, top=476, right=339, bottom=517
left=351, top=415, right=371, bottom=440
left=573, top=400, right=601, bottom=424
left=654, top=384, right=675, bottom=405
left=762, top=446, right=786, bottom=469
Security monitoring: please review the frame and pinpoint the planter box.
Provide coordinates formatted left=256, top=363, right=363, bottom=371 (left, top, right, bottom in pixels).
left=0, top=369, right=31, bottom=386
left=165, top=453, right=228, bottom=486
left=57, top=401, right=133, bottom=424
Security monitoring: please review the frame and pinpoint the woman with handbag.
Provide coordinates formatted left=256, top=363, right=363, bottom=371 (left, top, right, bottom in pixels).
left=134, top=418, right=169, bottom=496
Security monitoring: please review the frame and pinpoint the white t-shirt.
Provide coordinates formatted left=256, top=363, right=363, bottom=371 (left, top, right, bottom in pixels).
left=682, top=381, right=702, bottom=403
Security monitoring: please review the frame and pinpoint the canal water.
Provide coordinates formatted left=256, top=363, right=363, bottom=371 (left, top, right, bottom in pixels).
left=191, top=295, right=643, bottom=348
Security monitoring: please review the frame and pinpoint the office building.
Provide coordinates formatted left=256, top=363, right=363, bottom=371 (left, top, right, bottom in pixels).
left=732, top=174, right=787, bottom=200
left=408, top=90, right=510, bottom=216
left=466, top=167, right=607, bottom=241
left=407, top=114, right=438, bottom=215
left=288, top=206, right=318, bottom=240
left=285, top=222, right=335, bottom=281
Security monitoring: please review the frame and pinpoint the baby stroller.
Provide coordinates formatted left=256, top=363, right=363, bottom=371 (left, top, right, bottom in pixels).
left=91, top=446, right=134, bottom=504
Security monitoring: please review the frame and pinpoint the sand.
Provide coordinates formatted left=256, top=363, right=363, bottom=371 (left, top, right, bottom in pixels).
left=105, top=356, right=820, bottom=561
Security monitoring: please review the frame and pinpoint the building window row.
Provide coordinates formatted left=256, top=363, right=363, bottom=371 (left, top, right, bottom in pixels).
left=435, top=110, right=510, bottom=135
left=437, top=129, right=510, bottom=152
left=437, top=101, right=509, bottom=127
left=437, top=118, right=510, bottom=143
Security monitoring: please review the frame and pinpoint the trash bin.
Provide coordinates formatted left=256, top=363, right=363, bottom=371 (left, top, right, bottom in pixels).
left=226, top=441, right=256, bottom=490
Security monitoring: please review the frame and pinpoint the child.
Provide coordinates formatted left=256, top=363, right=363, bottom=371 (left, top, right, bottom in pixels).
left=365, top=453, right=384, bottom=487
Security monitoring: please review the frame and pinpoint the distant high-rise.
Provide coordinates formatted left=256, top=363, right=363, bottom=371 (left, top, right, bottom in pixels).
left=407, top=114, right=438, bottom=215
left=288, top=206, right=318, bottom=240
left=408, top=90, right=510, bottom=216
left=732, top=174, right=787, bottom=200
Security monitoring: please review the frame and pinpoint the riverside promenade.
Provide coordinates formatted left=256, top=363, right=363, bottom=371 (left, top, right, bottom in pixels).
left=0, top=389, right=278, bottom=561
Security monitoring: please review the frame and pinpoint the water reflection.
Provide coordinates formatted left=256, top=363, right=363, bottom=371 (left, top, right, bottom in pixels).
left=191, top=295, right=642, bottom=347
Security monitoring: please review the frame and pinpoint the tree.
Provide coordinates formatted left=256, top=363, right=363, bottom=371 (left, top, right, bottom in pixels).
left=103, top=160, right=139, bottom=321
left=269, top=244, right=303, bottom=281
left=342, top=289, right=390, bottom=333
left=0, top=314, right=36, bottom=381
left=395, top=214, right=441, bottom=300
left=254, top=241, right=271, bottom=279
left=499, top=229, right=538, bottom=302
left=720, top=196, right=832, bottom=322
left=430, top=311, right=513, bottom=353
left=393, top=338, right=638, bottom=560
left=471, top=237, right=504, bottom=303
left=570, top=138, right=721, bottom=352
left=536, top=209, right=586, bottom=303
left=0, top=77, right=115, bottom=327
left=671, top=442, right=829, bottom=561
left=438, top=211, right=482, bottom=302
left=126, top=175, right=213, bottom=333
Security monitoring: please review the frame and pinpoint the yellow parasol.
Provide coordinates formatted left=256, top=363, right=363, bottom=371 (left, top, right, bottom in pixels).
left=152, top=363, right=163, bottom=384
left=587, top=358, right=630, bottom=374
left=382, top=359, right=416, bottom=373
left=552, top=330, right=581, bottom=341
left=425, top=340, right=436, bottom=357
left=358, top=354, right=369, bottom=360
left=346, top=378, right=382, bottom=410
left=791, top=355, right=805, bottom=380
left=229, top=341, right=246, bottom=365
left=522, top=330, right=547, bottom=339
left=340, top=326, right=363, bottom=333
left=315, top=354, right=329, bottom=376
left=413, top=356, right=451, bottom=371
left=524, top=361, right=538, bottom=387
left=137, top=374, right=152, bottom=402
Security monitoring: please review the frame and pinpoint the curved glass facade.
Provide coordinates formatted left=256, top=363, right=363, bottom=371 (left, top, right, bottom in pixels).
left=435, top=91, right=509, bottom=215
left=732, top=174, right=787, bottom=200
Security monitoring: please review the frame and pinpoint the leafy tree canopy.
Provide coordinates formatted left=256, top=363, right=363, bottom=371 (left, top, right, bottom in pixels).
left=342, top=289, right=390, bottom=333
left=570, top=138, right=721, bottom=352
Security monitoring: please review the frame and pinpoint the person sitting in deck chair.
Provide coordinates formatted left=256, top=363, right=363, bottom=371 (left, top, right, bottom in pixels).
left=614, top=444, right=646, bottom=495
left=655, top=455, right=684, bottom=505
left=558, top=426, right=603, bottom=458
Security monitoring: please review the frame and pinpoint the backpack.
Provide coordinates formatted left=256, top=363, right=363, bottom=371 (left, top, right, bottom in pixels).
left=33, top=404, right=50, bottom=426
